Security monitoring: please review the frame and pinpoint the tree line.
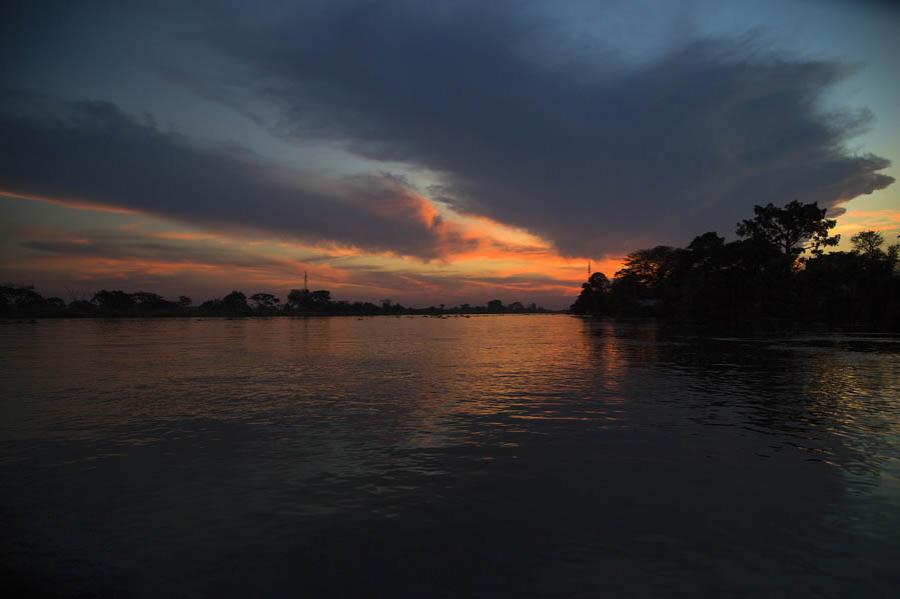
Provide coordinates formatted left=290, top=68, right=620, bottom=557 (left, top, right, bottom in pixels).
left=571, top=201, right=899, bottom=327
left=0, top=285, right=549, bottom=318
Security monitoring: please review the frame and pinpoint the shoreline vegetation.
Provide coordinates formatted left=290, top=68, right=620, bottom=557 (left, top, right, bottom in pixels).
left=571, top=201, right=899, bottom=329
left=3, top=202, right=898, bottom=328
left=0, top=286, right=555, bottom=319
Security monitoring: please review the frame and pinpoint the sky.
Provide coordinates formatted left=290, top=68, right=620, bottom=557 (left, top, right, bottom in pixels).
left=2, top=0, right=898, bottom=308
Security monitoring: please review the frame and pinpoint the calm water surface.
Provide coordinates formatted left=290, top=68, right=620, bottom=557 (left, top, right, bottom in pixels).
left=1, top=316, right=899, bottom=597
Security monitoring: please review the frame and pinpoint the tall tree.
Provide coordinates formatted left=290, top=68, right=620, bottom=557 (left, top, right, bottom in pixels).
left=221, top=291, right=250, bottom=313
left=250, top=293, right=279, bottom=310
left=614, top=246, right=678, bottom=289
left=571, top=272, right=611, bottom=314
left=850, top=230, right=885, bottom=257
left=736, top=201, right=839, bottom=257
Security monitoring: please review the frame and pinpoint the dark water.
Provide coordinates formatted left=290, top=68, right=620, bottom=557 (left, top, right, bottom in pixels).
left=1, top=316, right=898, bottom=597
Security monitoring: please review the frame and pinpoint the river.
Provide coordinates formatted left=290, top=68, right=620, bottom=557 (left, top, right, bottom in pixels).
left=1, top=316, right=898, bottom=596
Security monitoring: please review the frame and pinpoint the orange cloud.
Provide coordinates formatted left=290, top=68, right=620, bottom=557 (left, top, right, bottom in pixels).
left=2, top=184, right=622, bottom=307
left=833, top=208, right=900, bottom=251
left=147, top=231, right=224, bottom=242
left=834, top=209, right=900, bottom=232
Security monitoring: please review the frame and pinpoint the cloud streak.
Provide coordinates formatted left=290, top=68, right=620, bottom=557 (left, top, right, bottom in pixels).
left=0, top=90, right=470, bottom=260
left=5, top=223, right=584, bottom=306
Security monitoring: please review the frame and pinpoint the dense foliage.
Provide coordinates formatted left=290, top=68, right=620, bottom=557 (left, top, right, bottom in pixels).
left=572, top=201, right=899, bottom=327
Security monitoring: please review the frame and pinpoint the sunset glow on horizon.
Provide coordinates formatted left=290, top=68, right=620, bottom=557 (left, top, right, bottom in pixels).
left=2, top=0, right=898, bottom=308
left=0, top=188, right=621, bottom=307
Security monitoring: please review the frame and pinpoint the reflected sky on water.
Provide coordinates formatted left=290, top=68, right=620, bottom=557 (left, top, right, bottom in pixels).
left=1, top=316, right=898, bottom=596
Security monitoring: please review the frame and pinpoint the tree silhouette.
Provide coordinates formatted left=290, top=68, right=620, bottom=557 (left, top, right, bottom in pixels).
left=571, top=272, right=611, bottom=314
left=287, top=288, right=330, bottom=310
left=131, top=292, right=163, bottom=305
left=68, top=300, right=96, bottom=314
left=92, top=290, right=134, bottom=312
left=199, top=298, right=223, bottom=312
left=0, top=285, right=47, bottom=314
left=45, top=297, right=66, bottom=309
left=287, top=288, right=311, bottom=309
left=851, top=230, right=885, bottom=257
left=131, top=292, right=172, bottom=312
left=615, top=246, right=677, bottom=289
left=571, top=201, right=898, bottom=327
left=250, top=293, right=279, bottom=311
left=221, top=291, right=250, bottom=313
left=486, top=299, right=504, bottom=312
left=736, top=201, right=839, bottom=257
left=311, top=290, right=331, bottom=305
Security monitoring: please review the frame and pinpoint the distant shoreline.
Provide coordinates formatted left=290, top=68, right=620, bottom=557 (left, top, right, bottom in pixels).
left=1, top=286, right=557, bottom=319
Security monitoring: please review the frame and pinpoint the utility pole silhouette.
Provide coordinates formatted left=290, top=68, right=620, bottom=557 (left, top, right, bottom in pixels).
left=304, top=271, right=308, bottom=292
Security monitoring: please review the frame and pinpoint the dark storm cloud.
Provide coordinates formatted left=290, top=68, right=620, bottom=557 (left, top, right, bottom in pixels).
left=0, top=91, right=459, bottom=259
left=202, top=1, right=894, bottom=255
